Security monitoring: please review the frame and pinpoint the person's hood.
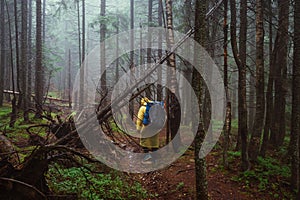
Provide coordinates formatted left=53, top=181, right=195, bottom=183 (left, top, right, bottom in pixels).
left=141, top=97, right=150, bottom=106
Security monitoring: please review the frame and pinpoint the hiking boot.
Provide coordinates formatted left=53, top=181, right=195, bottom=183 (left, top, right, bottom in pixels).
left=141, top=154, right=152, bottom=165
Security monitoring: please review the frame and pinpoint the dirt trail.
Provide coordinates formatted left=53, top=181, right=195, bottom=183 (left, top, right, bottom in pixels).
left=133, top=149, right=251, bottom=200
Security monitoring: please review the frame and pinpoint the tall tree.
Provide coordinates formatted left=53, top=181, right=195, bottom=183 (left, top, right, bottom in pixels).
left=43, top=0, right=46, bottom=43
left=230, top=0, right=249, bottom=170
left=157, top=0, right=163, bottom=101
left=165, top=0, right=181, bottom=151
left=222, top=0, right=231, bottom=169
left=27, top=0, right=33, bottom=108
left=249, top=0, right=265, bottom=161
left=261, top=0, right=274, bottom=157
left=193, top=0, right=208, bottom=198
left=13, top=0, right=20, bottom=106
left=0, top=0, right=5, bottom=106
left=100, top=0, right=106, bottom=101
left=77, top=0, right=81, bottom=67
left=35, top=0, right=43, bottom=117
left=291, top=0, right=300, bottom=192
left=21, top=0, right=29, bottom=121
left=129, top=0, right=134, bottom=118
left=270, top=0, right=289, bottom=147
left=115, top=16, right=119, bottom=84
left=7, top=0, right=17, bottom=127
left=146, top=0, right=153, bottom=98
left=79, top=0, right=85, bottom=107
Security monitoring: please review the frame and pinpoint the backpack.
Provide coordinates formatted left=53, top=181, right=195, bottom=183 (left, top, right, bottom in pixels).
left=142, top=101, right=166, bottom=129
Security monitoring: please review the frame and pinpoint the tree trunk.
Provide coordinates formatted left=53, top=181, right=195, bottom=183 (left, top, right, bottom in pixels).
left=271, top=0, right=289, bottom=147
left=35, top=0, right=43, bottom=118
left=248, top=25, right=256, bottom=131
left=193, top=0, right=208, bottom=199
left=115, top=16, right=119, bottom=85
left=5, top=0, right=17, bottom=127
left=100, top=0, right=106, bottom=104
left=157, top=0, right=163, bottom=101
left=0, top=0, right=5, bottom=106
left=249, top=0, right=265, bottom=161
left=129, top=0, right=134, bottom=119
left=79, top=0, right=85, bottom=108
left=68, top=49, right=72, bottom=108
left=165, top=0, right=181, bottom=151
left=291, top=0, right=300, bottom=192
left=14, top=0, right=21, bottom=108
left=77, top=0, right=81, bottom=67
left=222, top=0, right=231, bottom=169
left=146, top=0, right=153, bottom=99
left=27, top=0, right=33, bottom=108
left=230, top=0, right=249, bottom=170
left=260, top=0, right=273, bottom=157
left=21, top=0, right=29, bottom=122
left=42, top=0, right=46, bottom=43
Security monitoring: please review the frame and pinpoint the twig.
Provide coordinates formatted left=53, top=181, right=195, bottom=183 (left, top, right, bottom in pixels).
left=0, top=177, right=47, bottom=199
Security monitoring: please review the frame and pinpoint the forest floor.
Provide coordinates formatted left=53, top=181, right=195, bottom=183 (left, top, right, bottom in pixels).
left=123, top=124, right=293, bottom=200
left=0, top=103, right=294, bottom=200
left=133, top=146, right=290, bottom=200
left=131, top=148, right=250, bottom=200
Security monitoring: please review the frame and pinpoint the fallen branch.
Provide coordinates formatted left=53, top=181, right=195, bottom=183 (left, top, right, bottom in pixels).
left=0, top=177, right=46, bottom=199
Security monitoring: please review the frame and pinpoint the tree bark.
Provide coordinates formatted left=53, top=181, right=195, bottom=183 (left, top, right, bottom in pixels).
left=35, top=0, right=43, bottom=118
left=222, top=0, right=231, bottom=169
left=5, top=0, right=16, bottom=127
left=271, top=0, right=289, bottom=147
left=157, top=0, right=163, bottom=101
left=0, top=0, right=5, bottom=106
left=291, top=0, right=300, bottom=192
left=129, top=0, right=134, bottom=118
left=146, top=0, right=153, bottom=99
left=68, top=49, right=72, bottom=108
left=115, top=17, right=119, bottom=85
left=100, top=0, right=107, bottom=105
left=193, top=0, right=208, bottom=199
left=79, top=0, right=85, bottom=108
left=14, top=0, right=21, bottom=108
left=165, top=0, right=181, bottom=151
left=249, top=0, right=265, bottom=161
left=230, top=0, right=249, bottom=170
left=260, top=0, right=273, bottom=157
left=21, top=0, right=29, bottom=122
left=27, top=0, right=33, bottom=108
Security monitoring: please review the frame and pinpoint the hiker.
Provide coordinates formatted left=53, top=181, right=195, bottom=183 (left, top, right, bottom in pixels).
left=136, top=97, right=165, bottom=164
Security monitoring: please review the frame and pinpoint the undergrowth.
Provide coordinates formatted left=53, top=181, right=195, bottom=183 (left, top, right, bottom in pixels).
left=229, top=152, right=293, bottom=199
left=46, top=164, right=149, bottom=200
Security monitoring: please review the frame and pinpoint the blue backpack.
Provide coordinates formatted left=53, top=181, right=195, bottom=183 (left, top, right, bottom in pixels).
left=142, top=101, right=166, bottom=129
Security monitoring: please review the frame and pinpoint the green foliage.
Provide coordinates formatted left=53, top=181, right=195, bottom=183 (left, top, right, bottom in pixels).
left=231, top=155, right=291, bottom=192
left=110, top=121, right=122, bottom=133
left=176, top=182, right=185, bottom=190
left=256, top=156, right=290, bottom=178
left=231, top=119, right=238, bottom=129
left=0, top=105, right=55, bottom=145
left=228, top=151, right=241, bottom=157
left=47, top=165, right=149, bottom=200
left=0, top=105, right=12, bottom=127
left=226, top=151, right=241, bottom=163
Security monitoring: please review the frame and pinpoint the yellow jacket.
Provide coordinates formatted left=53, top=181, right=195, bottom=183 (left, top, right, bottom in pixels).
left=136, top=97, right=159, bottom=148
left=136, top=97, right=150, bottom=131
